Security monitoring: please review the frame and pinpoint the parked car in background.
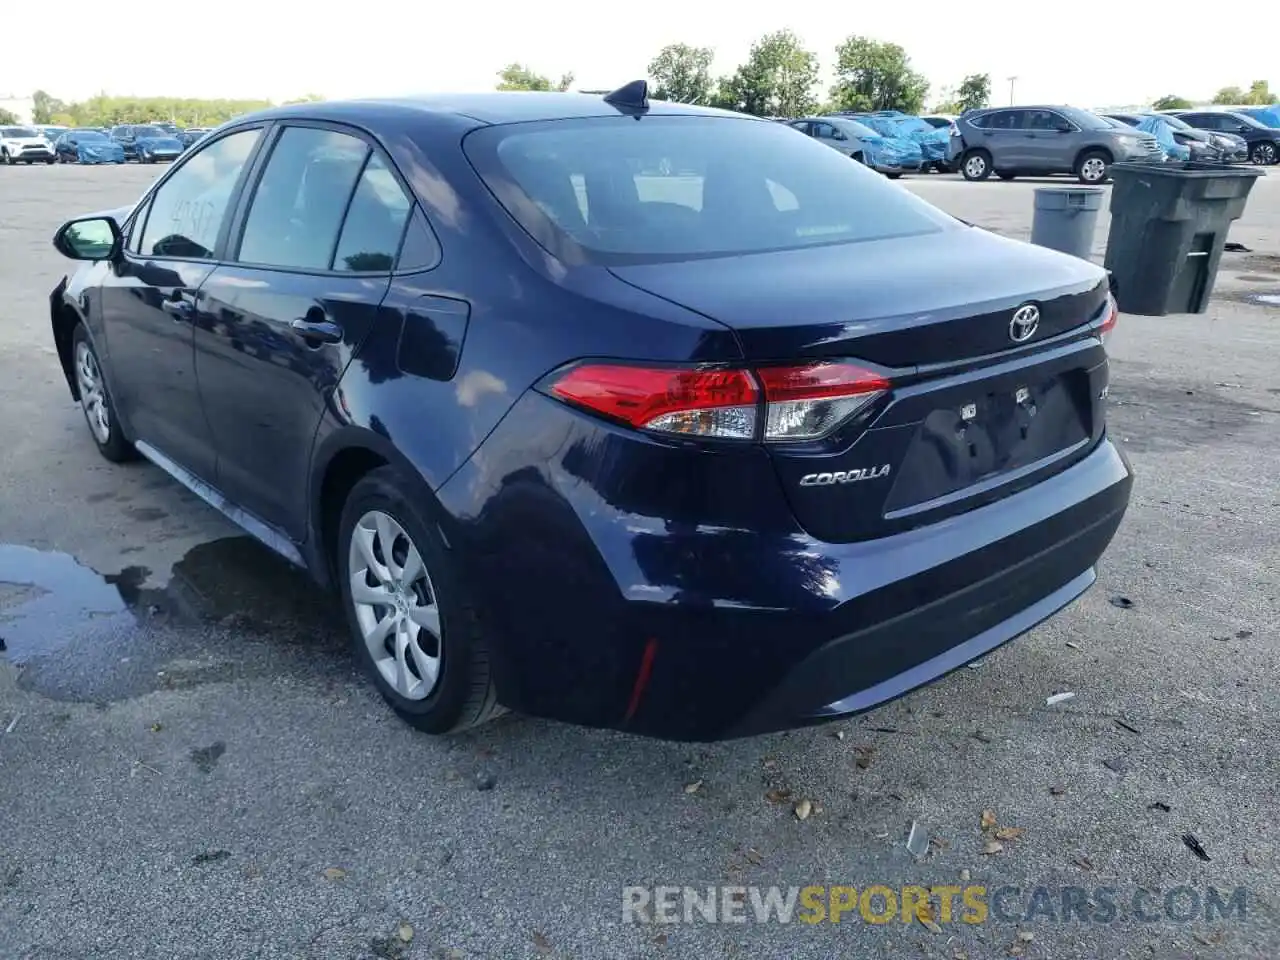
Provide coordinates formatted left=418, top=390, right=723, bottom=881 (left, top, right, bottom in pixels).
left=920, top=114, right=958, bottom=130
left=789, top=115, right=923, bottom=177
left=54, top=129, right=127, bottom=164
left=849, top=112, right=950, bottom=173
left=181, top=127, right=213, bottom=148
left=1105, top=112, right=1244, bottom=163
left=45, top=87, right=1131, bottom=741
left=110, top=124, right=184, bottom=163
left=951, top=106, right=1163, bottom=183
left=38, top=125, right=69, bottom=143
left=1, top=125, right=57, bottom=164
left=1168, top=110, right=1280, bottom=165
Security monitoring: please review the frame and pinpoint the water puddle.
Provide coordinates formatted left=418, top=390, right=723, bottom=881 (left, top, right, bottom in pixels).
left=1, top=537, right=341, bottom=669
left=1249, top=293, right=1280, bottom=307
left=0, top=545, right=138, bottom=664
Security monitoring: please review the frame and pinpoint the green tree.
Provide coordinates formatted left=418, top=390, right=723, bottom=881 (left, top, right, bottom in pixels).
left=1151, top=94, right=1193, bottom=111
left=717, top=29, right=818, bottom=117
left=33, top=90, right=67, bottom=125
left=283, top=93, right=326, bottom=105
left=1244, top=80, right=1276, bottom=105
left=1212, top=86, right=1245, bottom=105
left=647, top=43, right=715, bottom=104
left=496, top=63, right=573, bottom=92
left=830, top=36, right=928, bottom=113
left=0, top=108, right=19, bottom=125
left=956, top=73, right=990, bottom=112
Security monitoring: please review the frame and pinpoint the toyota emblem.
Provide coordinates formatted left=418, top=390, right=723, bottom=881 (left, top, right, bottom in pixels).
left=1009, top=304, right=1040, bottom=343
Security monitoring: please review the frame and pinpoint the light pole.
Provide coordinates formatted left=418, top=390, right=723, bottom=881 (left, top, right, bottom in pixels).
left=1007, top=76, right=1018, bottom=105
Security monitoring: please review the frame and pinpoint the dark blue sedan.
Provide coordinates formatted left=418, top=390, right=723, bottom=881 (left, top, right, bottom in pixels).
left=47, top=85, right=1133, bottom=741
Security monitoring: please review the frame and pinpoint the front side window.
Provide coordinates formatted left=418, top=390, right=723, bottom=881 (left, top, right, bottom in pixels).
left=138, top=128, right=262, bottom=259
left=236, top=126, right=369, bottom=270
left=464, top=115, right=954, bottom=265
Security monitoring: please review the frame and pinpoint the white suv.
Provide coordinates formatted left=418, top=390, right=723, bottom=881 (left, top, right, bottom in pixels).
left=1, top=126, right=56, bottom=164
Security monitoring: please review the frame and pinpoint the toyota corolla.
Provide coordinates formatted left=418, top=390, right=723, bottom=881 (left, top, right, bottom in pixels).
left=48, top=84, right=1133, bottom=741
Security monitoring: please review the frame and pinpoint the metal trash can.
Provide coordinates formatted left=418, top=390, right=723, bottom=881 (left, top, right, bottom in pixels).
left=1030, top=187, right=1105, bottom=260
left=1103, top=161, right=1264, bottom=316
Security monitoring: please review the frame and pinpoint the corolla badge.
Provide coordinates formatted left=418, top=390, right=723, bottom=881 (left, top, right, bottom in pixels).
left=799, top=465, right=891, bottom=487
left=1009, top=304, right=1040, bottom=343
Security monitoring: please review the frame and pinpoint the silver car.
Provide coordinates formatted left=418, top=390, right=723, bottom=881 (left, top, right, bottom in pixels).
left=789, top=116, right=922, bottom=178
left=949, top=106, right=1163, bottom=183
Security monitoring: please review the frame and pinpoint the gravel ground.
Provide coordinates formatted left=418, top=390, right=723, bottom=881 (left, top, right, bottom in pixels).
left=1, top=164, right=1278, bottom=960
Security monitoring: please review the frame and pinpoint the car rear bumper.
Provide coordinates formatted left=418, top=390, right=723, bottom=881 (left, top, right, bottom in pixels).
left=440, top=389, right=1134, bottom=741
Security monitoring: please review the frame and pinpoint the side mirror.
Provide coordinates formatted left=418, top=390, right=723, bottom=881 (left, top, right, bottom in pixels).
left=53, top=216, right=122, bottom=262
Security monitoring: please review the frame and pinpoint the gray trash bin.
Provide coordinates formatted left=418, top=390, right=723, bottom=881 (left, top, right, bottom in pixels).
left=1103, top=161, right=1264, bottom=316
left=1030, top=187, right=1105, bottom=260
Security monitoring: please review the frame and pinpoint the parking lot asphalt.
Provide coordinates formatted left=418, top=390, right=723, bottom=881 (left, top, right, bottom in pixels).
left=1, top=165, right=1278, bottom=960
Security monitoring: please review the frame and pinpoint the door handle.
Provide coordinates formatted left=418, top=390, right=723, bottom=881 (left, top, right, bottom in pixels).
left=291, top=313, right=343, bottom=346
left=161, top=297, right=194, bottom=322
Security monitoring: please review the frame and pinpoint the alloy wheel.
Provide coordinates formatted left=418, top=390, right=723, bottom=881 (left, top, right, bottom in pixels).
left=1081, top=158, right=1107, bottom=182
left=964, top=155, right=986, bottom=178
left=75, top=341, right=111, bottom=444
left=1253, top=142, right=1277, bottom=165
left=347, top=510, right=442, bottom=700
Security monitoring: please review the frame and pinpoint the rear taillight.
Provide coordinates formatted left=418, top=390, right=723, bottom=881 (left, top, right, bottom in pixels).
left=1099, top=293, right=1118, bottom=342
left=548, top=364, right=759, bottom=439
left=544, top=360, right=890, bottom=442
left=756, top=361, right=889, bottom=441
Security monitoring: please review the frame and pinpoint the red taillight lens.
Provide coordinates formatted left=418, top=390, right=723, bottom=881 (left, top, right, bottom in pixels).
left=545, top=360, right=890, bottom=442
left=756, top=361, right=889, bottom=441
left=548, top=364, right=760, bottom=439
left=1099, top=293, right=1118, bottom=341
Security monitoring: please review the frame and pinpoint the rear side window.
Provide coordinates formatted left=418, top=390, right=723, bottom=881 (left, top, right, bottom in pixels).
left=138, top=128, right=262, bottom=259
left=237, top=127, right=368, bottom=270
left=464, top=115, right=952, bottom=265
left=332, top=153, right=413, bottom=273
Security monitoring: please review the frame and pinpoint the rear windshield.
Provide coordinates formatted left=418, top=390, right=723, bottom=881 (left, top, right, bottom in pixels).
left=135, top=126, right=166, bottom=137
left=464, top=115, right=953, bottom=265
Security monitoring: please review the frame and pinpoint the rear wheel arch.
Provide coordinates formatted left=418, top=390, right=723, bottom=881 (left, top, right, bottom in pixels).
left=310, top=429, right=444, bottom=587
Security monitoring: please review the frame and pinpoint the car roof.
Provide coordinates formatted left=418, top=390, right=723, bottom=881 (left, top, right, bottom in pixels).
left=235, top=92, right=752, bottom=128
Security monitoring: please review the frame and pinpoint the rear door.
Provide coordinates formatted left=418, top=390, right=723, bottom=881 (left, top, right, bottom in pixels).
left=192, top=122, right=414, bottom=539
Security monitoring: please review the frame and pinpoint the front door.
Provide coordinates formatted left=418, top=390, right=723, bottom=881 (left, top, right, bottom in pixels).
left=1020, top=109, right=1075, bottom=172
left=194, top=123, right=415, bottom=538
left=99, top=126, right=265, bottom=479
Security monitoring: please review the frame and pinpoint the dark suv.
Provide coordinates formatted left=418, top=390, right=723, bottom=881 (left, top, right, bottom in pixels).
left=1170, top=111, right=1280, bottom=166
left=951, top=106, right=1163, bottom=183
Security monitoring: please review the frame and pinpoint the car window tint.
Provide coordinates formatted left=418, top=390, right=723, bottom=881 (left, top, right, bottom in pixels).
left=1023, top=110, right=1056, bottom=130
left=138, top=128, right=261, bottom=260
left=468, top=115, right=953, bottom=264
left=813, top=122, right=835, bottom=138
left=395, top=208, right=442, bottom=272
left=127, top=199, right=150, bottom=254
left=237, top=127, right=368, bottom=270
left=332, top=153, right=413, bottom=273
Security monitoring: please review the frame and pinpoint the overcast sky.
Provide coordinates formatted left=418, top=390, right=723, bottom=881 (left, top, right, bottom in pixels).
left=4, top=1, right=1272, bottom=110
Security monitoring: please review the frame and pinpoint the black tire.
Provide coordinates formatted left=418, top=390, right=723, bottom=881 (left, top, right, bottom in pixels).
left=45, top=158, right=56, bottom=165
left=885, top=172, right=903, bottom=179
left=961, top=149, right=992, bottom=181
left=0, top=149, right=10, bottom=165
left=337, top=466, right=504, bottom=734
left=1249, top=140, right=1278, bottom=165
left=71, top=324, right=136, bottom=463
left=1075, top=149, right=1112, bottom=184
left=851, top=152, right=865, bottom=165
left=996, top=172, right=1017, bottom=181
